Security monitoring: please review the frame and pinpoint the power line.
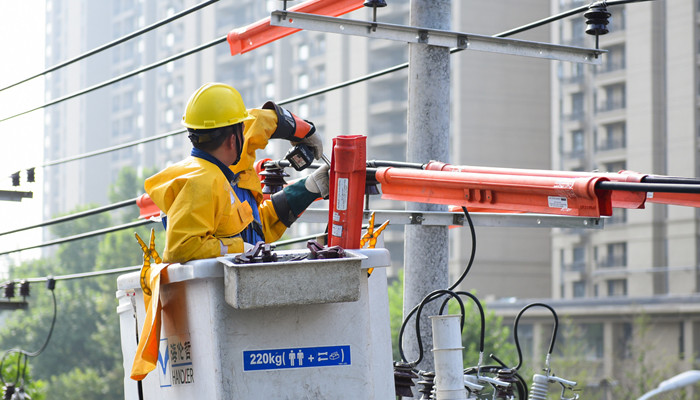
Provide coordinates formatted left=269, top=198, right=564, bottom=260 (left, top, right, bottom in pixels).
left=8, top=265, right=142, bottom=284
left=0, top=0, right=221, bottom=92
left=0, top=35, right=227, bottom=124
left=3, top=0, right=635, bottom=174
left=0, top=219, right=154, bottom=256
left=0, top=197, right=139, bottom=237
left=41, top=128, right=186, bottom=168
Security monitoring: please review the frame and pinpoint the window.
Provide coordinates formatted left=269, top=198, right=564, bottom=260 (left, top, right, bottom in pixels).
left=582, top=323, right=604, bottom=359
left=572, top=246, right=585, bottom=270
left=598, top=242, right=626, bottom=267
left=265, top=55, right=274, bottom=71
left=298, top=103, right=309, bottom=118
left=571, top=130, right=584, bottom=155
left=298, top=44, right=309, bottom=61
left=598, top=122, right=626, bottom=150
left=573, top=281, right=586, bottom=298
left=607, top=279, right=627, bottom=296
left=265, top=83, right=275, bottom=98
left=571, top=92, right=584, bottom=119
left=603, top=161, right=626, bottom=173
left=297, top=74, right=309, bottom=91
left=599, top=84, right=626, bottom=112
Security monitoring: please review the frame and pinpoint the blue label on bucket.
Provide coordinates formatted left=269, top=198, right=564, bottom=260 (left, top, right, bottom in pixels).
left=243, top=345, right=351, bottom=371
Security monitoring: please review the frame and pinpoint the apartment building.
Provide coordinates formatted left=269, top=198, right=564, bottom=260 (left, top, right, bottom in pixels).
left=490, top=1, right=700, bottom=395
left=42, top=0, right=554, bottom=301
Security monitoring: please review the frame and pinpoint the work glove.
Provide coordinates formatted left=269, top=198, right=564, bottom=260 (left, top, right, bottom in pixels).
left=270, top=165, right=330, bottom=227
left=304, top=164, right=330, bottom=199
left=262, top=101, right=323, bottom=160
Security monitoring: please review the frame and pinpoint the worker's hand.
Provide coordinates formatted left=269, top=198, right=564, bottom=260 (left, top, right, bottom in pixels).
left=304, top=164, right=330, bottom=199
left=292, top=127, right=323, bottom=160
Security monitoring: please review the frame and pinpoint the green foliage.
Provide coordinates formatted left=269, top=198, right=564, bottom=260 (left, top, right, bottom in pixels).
left=48, top=368, right=122, bottom=400
left=0, top=166, right=160, bottom=400
left=0, top=352, right=46, bottom=400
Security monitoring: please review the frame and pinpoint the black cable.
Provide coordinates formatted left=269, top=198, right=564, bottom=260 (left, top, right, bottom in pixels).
left=0, top=219, right=153, bottom=256
left=0, top=282, right=57, bottom=386
left=643, top=175, right=700, bottom=185
left=397, top=206, right=477, bottom=365
left=494, top=0, right=653, bottom=39
left=439, top=291, right=485, bottom=353
left=398, top=289, right=465, bottom=366
left=0, top=36, right=227, bottom=123
left=450, top=207, right=476, bottom=291
left=0, top=197, right=139, bottom=237
left=513, top=302, right=559, bottom=371
left=597, top=181, right=700, bottom=194
left=0, top=0, right=221, bottom=93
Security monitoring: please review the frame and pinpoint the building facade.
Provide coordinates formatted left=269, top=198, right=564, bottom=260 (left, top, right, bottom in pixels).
left=42, top=0, right=554, bottom=300
left=490, top=1, right=700, bottom=396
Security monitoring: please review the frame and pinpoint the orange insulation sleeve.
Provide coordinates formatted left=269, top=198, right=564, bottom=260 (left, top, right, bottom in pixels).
left=227, top=0, right=365, bottom=56
left=328, top=135, right=366, bottom=249
left=425, top=161, right=647, bottom=210
left=376, top=167, right=613, bottom=218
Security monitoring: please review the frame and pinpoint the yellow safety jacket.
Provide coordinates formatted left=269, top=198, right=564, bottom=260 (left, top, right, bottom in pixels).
left=145, top=109, right=287, bottom=263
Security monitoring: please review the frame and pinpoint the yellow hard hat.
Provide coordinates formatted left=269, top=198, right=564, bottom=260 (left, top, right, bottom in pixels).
left=182, top=82, right=255, bottom=130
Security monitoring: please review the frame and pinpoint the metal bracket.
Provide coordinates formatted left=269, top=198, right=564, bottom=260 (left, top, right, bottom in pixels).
left=298, top=209, right=603, bottom=229
left=409, top=213, right=425, bottom=225
left=270, top=11, right=605, bottom=64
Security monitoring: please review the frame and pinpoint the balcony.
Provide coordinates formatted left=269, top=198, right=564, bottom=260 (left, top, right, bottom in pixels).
left=596, top=256, right=626, bottom=269
left=562, top=111, right=585, bottom=122
left=564, top=261, right=586, bottom=273
left=596, top=100, right=625, bottom=114
left=596, top=137, right=626, bottom=152
left=561, top=74, right=584, bottom=85
left=596, top=61, right=625, bottom=75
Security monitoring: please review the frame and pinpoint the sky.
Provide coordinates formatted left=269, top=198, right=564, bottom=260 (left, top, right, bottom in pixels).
left=0, top=2, right=46, bottom=267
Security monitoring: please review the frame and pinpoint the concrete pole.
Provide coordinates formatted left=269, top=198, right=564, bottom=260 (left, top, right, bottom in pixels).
left=403, top=0, right=451, bottom=378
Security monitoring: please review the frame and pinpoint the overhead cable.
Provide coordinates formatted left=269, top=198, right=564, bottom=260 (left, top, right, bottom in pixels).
left=0, top=219, right=153, bottom=256
left=3, top=0, right=644, bottom=172
left=0, top=197, right=139, bottom=237
left=0, top=0, right=220, bottom=93
left=42, top=128, right=186, bottom=168
left=0, top=35, right=227, bottom=124
left=5, top=265, right=141, bottom=285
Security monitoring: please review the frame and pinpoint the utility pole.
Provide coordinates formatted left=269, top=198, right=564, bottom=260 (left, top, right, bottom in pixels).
left=403, top=0, right=451, bottom=377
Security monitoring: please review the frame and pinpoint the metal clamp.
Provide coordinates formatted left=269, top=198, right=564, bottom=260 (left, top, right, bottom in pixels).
left=409, top=213, right=424, bottom=225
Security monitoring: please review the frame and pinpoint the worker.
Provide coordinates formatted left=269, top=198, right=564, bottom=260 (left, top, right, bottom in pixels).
left=144, top=82, right=329, bottom=263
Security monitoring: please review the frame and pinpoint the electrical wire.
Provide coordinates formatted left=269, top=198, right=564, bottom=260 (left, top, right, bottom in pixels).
left=3, top=0, right=655, bottom=175
left=513, top=302, right=559, bottom=371
left=0, top=219, right=153, bottom=256
left=3, top=0, right=650, bottom=176
left=0, top=36, right=227, bottom=124
left=0, top=282, right=57, bottom=387
left=397, top=206, right=477, bottom=366
left=2, top=266, right=141, bottom=286
left=398, top=289, right=465, bottom=366
left=0, top=197, right=139, bottom=237
left=0, top=0, right=221, bottom=93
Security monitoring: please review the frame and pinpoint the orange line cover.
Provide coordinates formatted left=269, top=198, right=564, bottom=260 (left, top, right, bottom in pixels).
left=228, top=0, right=365, bottom=56
left=376, top=167, right=613, bottom=218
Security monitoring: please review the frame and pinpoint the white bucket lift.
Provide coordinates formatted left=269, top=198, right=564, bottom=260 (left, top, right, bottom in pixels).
left=116, top=248, right=394, bottom=399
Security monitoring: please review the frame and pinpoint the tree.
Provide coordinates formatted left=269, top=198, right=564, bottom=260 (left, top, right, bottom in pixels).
left=0, top=166, right=160, bottom=400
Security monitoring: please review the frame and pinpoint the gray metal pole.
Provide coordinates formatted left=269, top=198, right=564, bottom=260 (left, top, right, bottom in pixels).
left=403, top=0, right=451, bottom=379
